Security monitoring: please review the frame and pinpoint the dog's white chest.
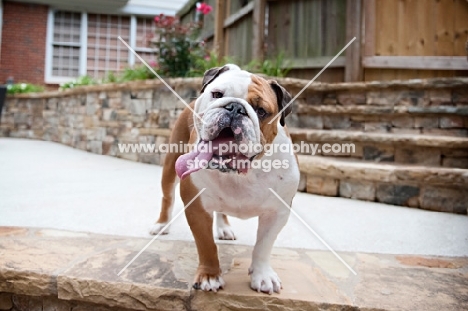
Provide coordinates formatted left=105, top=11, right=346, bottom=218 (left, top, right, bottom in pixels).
left=190, top=128, right=300, bottom=219
left=191, top=170, right=279, bottom=218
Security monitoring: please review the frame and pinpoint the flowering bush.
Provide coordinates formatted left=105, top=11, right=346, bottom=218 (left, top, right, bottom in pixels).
left=150, top=2, right=213, bottom=77
left=196, top=2, right=213, bottom=15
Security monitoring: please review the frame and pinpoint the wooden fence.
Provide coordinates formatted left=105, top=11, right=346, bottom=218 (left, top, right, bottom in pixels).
left=178, top=0, right=468, bottom=82
left=364, top=0, right=468, bottom=81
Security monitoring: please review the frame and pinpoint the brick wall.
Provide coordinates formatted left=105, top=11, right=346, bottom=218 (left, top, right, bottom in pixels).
left=0, top=1, right=48, bottom=85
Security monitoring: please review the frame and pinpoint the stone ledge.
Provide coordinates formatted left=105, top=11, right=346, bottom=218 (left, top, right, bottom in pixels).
left=289, top=128, right=468, bottom=148
left=1, top=226, right=468, bottom=311
left=298, top=156, right=468, bottom=213
left=298, top=155, right=468, bottom=187
left=295, top=104, right=468, bottom=115
left=276, top=77, right=468, bottom=92
left=6, top=78, right=204, bottom=99
left=7, top=77, right=468, bottom=100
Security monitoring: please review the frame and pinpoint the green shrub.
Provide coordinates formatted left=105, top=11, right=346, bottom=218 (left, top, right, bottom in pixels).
left=151, top=14, right=206, bottom=78
left=102, top=71, right=118, bottom=84
left=244, top=52, right=291, bottom=77
left=60, top=75, right=96, bottom=90
left=118, top=66, right=155, bottom=82
left=6, top=83, right=44, bottom=95
left=188, top=51, right=234, bottom=77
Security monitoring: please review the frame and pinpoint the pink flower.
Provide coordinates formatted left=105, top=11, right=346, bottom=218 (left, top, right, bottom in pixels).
left=196, top=2, right=213, bottom=15
left=149, top=60, right=158, bottom=67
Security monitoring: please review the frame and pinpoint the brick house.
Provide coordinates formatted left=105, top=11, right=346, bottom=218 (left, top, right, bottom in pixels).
left=0, top=0, right=187, bottom=86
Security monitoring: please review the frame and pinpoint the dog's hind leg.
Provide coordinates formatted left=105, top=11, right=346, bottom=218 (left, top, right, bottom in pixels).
left=149, top=104, right=194, bottom=235
left=215, top=213, right=236, bottom=240
left=149, top=152, right=178, bottom=235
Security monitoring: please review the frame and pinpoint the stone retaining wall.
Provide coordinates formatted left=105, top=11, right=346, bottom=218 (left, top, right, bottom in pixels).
left=0, top=79, right=200, bottom=165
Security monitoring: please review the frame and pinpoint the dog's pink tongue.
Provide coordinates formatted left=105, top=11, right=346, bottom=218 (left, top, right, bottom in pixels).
left=175, top=141, right=213, bottom=179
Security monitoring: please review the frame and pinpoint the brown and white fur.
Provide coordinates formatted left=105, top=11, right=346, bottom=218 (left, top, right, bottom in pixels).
left=150, top=64, right=299, bottom=294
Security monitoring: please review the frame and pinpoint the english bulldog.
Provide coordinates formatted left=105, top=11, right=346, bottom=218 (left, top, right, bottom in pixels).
left=150, top=64, right=300, bottom=294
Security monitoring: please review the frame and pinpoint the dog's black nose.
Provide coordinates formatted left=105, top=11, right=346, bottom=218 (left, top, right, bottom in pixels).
left=224, top=102, right=247, bottom=115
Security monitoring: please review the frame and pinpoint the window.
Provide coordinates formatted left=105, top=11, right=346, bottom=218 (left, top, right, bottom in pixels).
left=45, top=10, right=157, bottom=83
left=52, top=11, right=82, bottom=77
left=87, top=14, right=130, bottom=78
left=45, top=10, right=86, bottom=83
left=134, top=17, right=158, bottom=66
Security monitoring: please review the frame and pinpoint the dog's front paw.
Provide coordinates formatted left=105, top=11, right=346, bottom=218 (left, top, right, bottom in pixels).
left=149, top=222, right=170, bottom=235
left=248, top=264, right=282, bottom=294
left=192, top=273, right=225, bottom=292
left=217, top=224, right=236, bottom=240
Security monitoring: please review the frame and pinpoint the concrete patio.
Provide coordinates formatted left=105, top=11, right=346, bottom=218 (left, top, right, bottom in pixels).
left=1, top=137, right=467, bottom=257
left=0, top=137, right=468, bottom=310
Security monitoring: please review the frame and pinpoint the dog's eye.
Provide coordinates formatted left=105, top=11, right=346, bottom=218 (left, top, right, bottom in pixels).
left=212, top=91, right=223, bottom=99
left=256, top=108, right=267, bottom=118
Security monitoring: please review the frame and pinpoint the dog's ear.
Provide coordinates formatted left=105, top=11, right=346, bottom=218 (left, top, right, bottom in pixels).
left=269, top=80, right=292, bottom=126
left=201, top=66, right=230, bottom=93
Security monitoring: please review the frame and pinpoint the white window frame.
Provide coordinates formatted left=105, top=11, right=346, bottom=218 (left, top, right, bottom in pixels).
left=45, top=9, right=87, bottom=84
left=45, top=10, right=156, bottom=84
left=129, top=15, right=136, bottom=65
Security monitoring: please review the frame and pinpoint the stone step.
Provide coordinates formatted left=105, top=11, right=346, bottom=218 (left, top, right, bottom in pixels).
left=297, top=155, right=468, bottom=214
left=290, top=128, right=468, bottom=148
left=1, top=227, right=467, bottom=311
left=295, top=103, right=468, bottom=116
left=297, top=155, right=468, bottom=186
left=289, top=114, right=468, bottom=137
left=286, top=77, right=468, bottom=135
left=289, top=128, right=468, bottom=168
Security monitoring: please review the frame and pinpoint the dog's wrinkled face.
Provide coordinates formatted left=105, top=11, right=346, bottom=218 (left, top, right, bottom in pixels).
left=175, top=64, right=292, bottom=179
